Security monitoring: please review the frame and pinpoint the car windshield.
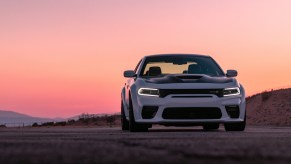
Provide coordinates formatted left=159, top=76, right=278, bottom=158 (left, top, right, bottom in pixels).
left=140, top=55, right=225, bottom=77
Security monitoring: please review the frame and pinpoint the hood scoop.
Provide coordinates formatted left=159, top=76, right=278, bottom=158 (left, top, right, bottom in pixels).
left=176, top=75, right=203, bottom=80
left=144, top=74, right=233, bottom=84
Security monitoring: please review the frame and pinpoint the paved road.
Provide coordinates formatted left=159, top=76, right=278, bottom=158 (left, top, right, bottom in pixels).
left=1, top=126, right=291, bottom=164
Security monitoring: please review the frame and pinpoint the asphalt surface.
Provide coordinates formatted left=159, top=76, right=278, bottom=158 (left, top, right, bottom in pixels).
left=1, top=126, right=291, bottom=164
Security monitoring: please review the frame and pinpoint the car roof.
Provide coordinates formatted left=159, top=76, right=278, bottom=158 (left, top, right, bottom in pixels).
left=144, top=54, right=211, bottom=58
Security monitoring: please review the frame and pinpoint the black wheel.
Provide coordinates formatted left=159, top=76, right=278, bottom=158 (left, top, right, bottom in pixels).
left=121, top=100, right=129, bottom=131
left=203, top=123, right=220, bottom=130
left=224, top=111, right=246, bottom=131
left=128, top=96, right=148, bottom=132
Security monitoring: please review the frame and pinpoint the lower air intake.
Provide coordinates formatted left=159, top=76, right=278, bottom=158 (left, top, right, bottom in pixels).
left=225, top=105, right=240, bottom=118
left=142, top=106, right=159, bottom=119
left=162, top=107, right=222, bottom=119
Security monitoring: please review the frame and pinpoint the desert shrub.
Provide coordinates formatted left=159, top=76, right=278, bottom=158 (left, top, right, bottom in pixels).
left=0, top=124, right=6, bottom=128
left=32, top=122, right=39, bottom=127
left=67, top=119, right=75, bottom=124
left=261, top=91, right=272, bottom=101
left=65, top=114, right=121, bottom=126
left=79, top=113, right=91, bottom=124
left=55, top=121, right=67, bottom=126
left=92, top=117, right=99, bottom=122
left=82, top=118, right=89, bottom=124
left=106, top=115, right=116, bottom=127
left=41, top=122, right=55, bottom=126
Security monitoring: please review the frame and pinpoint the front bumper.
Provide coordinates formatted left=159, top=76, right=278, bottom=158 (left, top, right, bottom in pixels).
left=132, top=94, right=246, bottom=124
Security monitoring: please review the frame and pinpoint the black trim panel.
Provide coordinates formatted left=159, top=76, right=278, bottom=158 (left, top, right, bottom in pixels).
left=159, top=89, right=223, bottom=98
left=162, top=107, right=222, bottom=119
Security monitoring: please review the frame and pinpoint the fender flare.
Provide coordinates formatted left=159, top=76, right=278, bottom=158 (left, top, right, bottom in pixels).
left=121, top=87, right=129, bottom=119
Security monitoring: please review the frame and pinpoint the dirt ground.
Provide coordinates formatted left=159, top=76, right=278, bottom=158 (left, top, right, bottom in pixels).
left=1, top=126, right=291, bottom=164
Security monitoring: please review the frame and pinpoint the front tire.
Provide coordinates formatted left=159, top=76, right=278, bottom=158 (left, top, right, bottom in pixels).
left=224, top=111, right=246, bottom=131
left=121, top=100, right=129, bottom=131
left=128, top=96, right=148, bottom=132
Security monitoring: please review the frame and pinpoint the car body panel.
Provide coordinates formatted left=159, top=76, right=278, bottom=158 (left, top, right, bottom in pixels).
left=121, top=54, right=246, bottom=126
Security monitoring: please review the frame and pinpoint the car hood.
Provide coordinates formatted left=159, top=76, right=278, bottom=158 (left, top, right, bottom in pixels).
left=142, top=74, right=233, bottom=84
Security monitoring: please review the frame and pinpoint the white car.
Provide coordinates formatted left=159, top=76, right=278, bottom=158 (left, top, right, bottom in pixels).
left=121, top=54, right=246, bottom=132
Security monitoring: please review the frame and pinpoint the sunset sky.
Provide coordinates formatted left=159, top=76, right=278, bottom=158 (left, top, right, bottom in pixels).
left=1, top=0, right=291, bottom=118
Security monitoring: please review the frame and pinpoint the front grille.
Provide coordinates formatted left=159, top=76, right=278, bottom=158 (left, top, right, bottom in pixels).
left=159, top=89, right=223, bottom=98
left=162, top=107, right=222, bottom=119
left=171, top=96, right=213, bottom=98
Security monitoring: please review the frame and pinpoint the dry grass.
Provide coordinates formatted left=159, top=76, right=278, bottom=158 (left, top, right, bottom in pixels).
left=247, top=88, right=291, bottom=126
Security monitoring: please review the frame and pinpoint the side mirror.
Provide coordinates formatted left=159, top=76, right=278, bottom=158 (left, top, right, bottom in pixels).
left=123, top=70, right=136, bottom=78
left=226, top=70, right=238, bottom=77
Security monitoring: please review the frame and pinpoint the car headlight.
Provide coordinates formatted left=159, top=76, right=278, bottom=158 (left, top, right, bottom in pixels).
left=223, top=87, right=240, bottom=96
left=138, top=88, right=159, bottom=97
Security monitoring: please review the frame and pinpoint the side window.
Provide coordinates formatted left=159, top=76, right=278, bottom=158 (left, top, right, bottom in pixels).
left=134, top=59, right=142, bottom=74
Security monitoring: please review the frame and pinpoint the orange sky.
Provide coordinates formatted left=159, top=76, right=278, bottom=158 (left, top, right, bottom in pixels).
left=1, top=0, right=291, bottom=118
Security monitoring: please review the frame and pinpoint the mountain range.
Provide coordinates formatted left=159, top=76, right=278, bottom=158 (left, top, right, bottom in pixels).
left=0, top=110, right=119, bottom=127
left=0, top=110, right=65, bottom=127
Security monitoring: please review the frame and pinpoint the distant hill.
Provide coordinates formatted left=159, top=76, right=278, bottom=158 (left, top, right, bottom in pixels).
left=0, top=110, right=62, bottom=127
left=0, top=110, right=121, bottom=127
left=247, top=88, right=291, bottom=126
